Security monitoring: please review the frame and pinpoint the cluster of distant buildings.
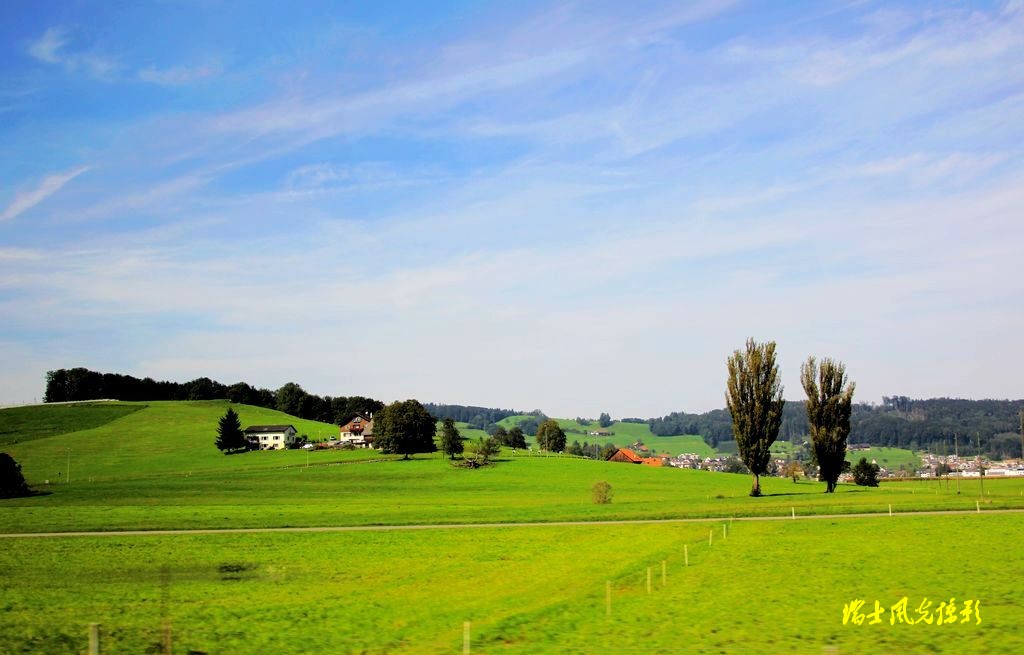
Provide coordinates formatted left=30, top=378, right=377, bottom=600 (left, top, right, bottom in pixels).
left=242, top=413, right=376, bottom=451
left=918, top=453, right=1024, bottom=478
left=666, top=453, right=791, bottom=474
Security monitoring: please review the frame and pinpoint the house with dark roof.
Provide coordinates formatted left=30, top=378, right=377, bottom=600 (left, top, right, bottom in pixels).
left=244, top=424, right=297, bottom=450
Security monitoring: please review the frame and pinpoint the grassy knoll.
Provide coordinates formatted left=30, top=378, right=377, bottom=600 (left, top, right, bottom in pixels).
left=847, top=446, right=921, bottom=471
left=0, top=402, right=142, bottom=446
left=1, top=401, right=355, bottom=483
left=1, top=514, right=1020, bottom=654
left=638, top=434, right=714, bottom=457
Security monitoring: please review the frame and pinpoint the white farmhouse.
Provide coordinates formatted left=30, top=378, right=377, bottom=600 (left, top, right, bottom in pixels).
left=244, top=424, right=298, bottom=451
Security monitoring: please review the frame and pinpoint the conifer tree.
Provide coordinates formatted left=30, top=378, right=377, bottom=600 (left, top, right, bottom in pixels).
left=441, top=417, right=464, bottom=460
left=215, top=407, right=246, bottom=454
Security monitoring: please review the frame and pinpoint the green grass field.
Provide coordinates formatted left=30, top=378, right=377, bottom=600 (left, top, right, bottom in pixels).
left=2, top=401, right=1022, bottom=653
left=495, top=414, right=711, bottom=456
left=0, top=402, right=143, bottom=446
left=1, top=514, right=1019, bottom=654
left=847, top=447, right=921, bottom=471
left=2, top=402, right=1023, bottom=534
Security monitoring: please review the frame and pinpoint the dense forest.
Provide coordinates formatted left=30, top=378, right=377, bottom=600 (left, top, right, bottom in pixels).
left=649, top=396, right=1024, bottom=459
left=43, top=368, right=383, bottom=426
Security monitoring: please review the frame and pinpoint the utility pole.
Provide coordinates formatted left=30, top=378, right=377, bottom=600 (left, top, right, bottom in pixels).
left=954, top=433, right=960, bottom=495
left=976, top=432, right=985, bottom=498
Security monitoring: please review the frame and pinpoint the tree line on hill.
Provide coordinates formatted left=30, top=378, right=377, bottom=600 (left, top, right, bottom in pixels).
left=649, top=397, right=1023, bottom=459
left=422, top=403, right=549, bottom=435
left=44, top=368, right=383, bottom=426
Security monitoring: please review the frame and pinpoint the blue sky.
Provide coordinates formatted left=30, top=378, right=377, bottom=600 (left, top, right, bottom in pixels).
left=1, top=1, right=1022, bottom=416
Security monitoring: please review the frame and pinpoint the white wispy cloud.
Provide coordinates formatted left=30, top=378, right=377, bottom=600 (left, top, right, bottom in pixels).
left=27, top=26, right=118, bottom=80
left=28, top=27, right=67, bottom=63
left=0, top=166, right=91, bottom=222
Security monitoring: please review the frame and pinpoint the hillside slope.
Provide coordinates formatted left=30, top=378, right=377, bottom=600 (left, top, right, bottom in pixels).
left=1, top=400, right=347, bottom=483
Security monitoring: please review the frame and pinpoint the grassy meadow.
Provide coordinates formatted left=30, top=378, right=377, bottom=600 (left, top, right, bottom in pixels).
left=846, top=446, right=922, bottom=471
left=2, top=401, right=1022, bottom=653
left=2, top=401, right=1024, bottom=534
left=1, top=514, right=1020, bottom=654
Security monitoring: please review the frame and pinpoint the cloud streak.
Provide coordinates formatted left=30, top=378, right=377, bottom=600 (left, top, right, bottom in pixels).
left=1, top=166, right=91, bottom=222
left=2, top=2, right=1023, bottom=413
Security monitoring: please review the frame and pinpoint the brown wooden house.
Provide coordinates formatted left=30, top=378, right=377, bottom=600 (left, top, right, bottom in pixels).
left=339, top=413, right=374, bottom=448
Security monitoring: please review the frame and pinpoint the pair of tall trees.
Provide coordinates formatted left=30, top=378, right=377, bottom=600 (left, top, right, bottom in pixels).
left=726, top=338, right=855, bottom=497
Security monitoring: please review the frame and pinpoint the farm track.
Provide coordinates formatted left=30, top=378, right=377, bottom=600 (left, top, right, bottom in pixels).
left=2, top=507, right=1021, bottom=539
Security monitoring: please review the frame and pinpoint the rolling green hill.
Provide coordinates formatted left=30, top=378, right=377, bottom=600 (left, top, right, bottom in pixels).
left=0, top=402, right=143, bottom=446
left=846, top=446, right=920, bottom=471
left=0, top=400, right=359, bottom=483
left=495, top=415, right=712, bottom=456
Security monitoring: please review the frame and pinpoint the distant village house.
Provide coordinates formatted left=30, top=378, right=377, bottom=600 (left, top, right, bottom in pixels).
left=339, top=413, right=374, bottom=448
left=244, top=425, right=297, bottom=451
left=606, top=447, right=664, bottom=466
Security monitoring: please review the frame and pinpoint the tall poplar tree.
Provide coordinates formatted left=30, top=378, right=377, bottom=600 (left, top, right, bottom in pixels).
left=801, top=356, right=856, bottom=493
left=725, top=338, right=785, bottom=497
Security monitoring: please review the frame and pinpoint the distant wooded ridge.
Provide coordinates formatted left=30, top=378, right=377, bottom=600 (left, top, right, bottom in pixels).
left=651, top=396, right=1023, bottom=459
left=43, top=368, right=384, bottom=427
left=42, top=369, right=1021, bottom=458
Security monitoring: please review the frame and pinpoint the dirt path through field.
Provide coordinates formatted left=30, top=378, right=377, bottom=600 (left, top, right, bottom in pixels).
left=2, top=507, right=1021, bottom=538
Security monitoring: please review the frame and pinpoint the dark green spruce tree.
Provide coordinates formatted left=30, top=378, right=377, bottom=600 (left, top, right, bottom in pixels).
left=801, top=356, right=856, bottom=493
left=441, top=418, right=464, bottom=460
left=215, top=407, right=246, bottom=454
left=726, top=338, right=785, bottom=497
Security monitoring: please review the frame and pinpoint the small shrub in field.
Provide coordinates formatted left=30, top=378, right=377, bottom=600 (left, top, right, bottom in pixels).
left=592, top=481, right=613, bottom=504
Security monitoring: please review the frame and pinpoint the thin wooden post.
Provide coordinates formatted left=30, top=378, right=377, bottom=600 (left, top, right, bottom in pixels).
left=605, top=581, right=611, bottom=616
left=684, top=545, right=689, bottom=567
left=88, top=623, right=99, bottom=655
left=661, top=560, right=667, bottom=587
left=889, top=503, right=892, bottom=516
left=976, top=500, right=981, bottom=513
left=646, top=567, right=652, bottom=594
left=708, top=529, right=713, bottom=546
left=162, top=620, right=172, bottom=655
left=791, top=507, right=795, bottom=520
left=463, top=621, right=471, bottom=655
left=723, top=523, right=727, bottom=539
